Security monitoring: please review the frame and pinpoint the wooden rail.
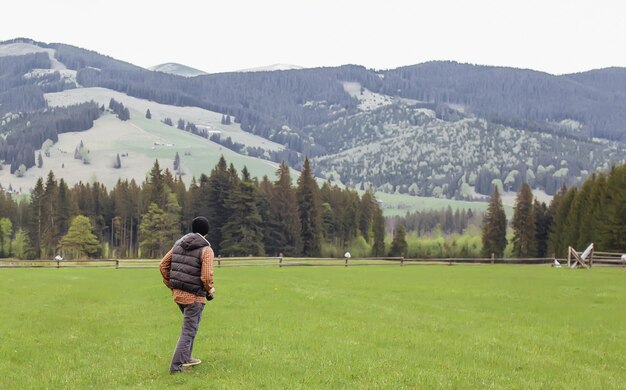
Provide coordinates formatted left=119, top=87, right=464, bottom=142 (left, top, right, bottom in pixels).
left=0, top=256, right=572, bottom=269
left=2, top=254, right=624, bottom=269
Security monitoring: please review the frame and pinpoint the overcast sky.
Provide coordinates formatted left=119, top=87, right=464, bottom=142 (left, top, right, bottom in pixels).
left=2, top=0, right=624, bottom=74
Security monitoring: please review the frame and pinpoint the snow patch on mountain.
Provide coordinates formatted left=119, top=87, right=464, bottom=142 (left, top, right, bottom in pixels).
left=149, top=63, right=207, bottom=77
left=236, top=63, right=304, bottom=72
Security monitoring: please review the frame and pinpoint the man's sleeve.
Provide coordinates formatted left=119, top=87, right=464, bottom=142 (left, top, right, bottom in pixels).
left=201, top=246, right=214, bottom=295
left=159, top=249, right=173, bottom=289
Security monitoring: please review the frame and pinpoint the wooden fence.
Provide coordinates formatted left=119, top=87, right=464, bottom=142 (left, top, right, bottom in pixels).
left=2, top=255, right=621, bottom=269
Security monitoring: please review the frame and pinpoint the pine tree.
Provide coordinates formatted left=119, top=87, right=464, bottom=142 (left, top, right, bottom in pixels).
left=533, top=200, right=549, bottom=257
left=146, top=109, right=152, bottom=119
left=41, top=171, right=60, bottom=258
left=546, top=184, right=566, bottom=256
left=599, top=165, right=626, bottom=251
left=206, top=156, right=234, bottom=254
left=481, top=187, right=507, bottom=258
left=114, top=153, right=121, bottom=169
left=221, top=167, right=265, bottom=256
left=139, top=203, right=168, bottom=258
left=296, top=158, right=322, bottom=257
left=28, top=178, right=45, bottom=258
left=60, top=215, right=100, bottom=259
left=554, top=187, right=578, bottom=257
left=511, top=183, right=536, bottom=257
left=265, top=162, right=302, bottom=256
left=144, top=160, right=168, bottom=210
left=389, top=224, right=408, bottom=257
left=37, top=152, right=43, bottom=168
left=173, top=152, right=180, bottom=173
left=372, top=206, right=385, bottom=257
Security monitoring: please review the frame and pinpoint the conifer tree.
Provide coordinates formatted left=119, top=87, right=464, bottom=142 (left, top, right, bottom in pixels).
left=546, top=184, right=566, bottom=256
left=139, top=203, right=168, bottom=258
left=296, top=157, right=322, bottom=257
left=554, top=187, right=578, bottom=257
left=511, top=183, right=536, bottom=257
left=221, top=167, right=265, bottom=256
left=372, top=206, right=386, bottom=257
left=144, top=160, right=168, bottom=210
left=533, top=200, right=549, bottom=258
left=481, top=187, right=507, bottom=258
left=265, top=162, right=302, bottom=256
left=28, top=178, right=45, bottom=258
left=206, top=156, right=234, bottom=254
left=41, top=171, right=60, bottom=258
left=599, top=165, right=626, bottom=250
left=60, top=215, right=100, bottom=259
left=146, top=109, right=152, bottom=119
left=389, top=224, right=408, bottom=257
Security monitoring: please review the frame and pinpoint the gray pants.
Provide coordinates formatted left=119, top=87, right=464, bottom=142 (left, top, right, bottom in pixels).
left=169, top=302, right=205, bottom=372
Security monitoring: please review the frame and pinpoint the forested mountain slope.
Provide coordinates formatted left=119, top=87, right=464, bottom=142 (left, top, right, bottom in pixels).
left=1, top=38, right=625, bottom=198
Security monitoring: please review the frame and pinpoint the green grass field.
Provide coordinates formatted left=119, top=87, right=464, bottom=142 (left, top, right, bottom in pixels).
left=1, top=266, right=624, bottom=389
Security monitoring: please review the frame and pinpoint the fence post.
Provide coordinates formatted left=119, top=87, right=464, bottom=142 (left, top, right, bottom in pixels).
left=115, top=260, right=119, bottom=269
left=400, top=257, right=404, bottom=266
left=491, top=253, right=495, bottom=265
left=218, top=255, right=221, bottom=268
left=279, top=254, right=283, bottom=268
left=567, top=247, right=571, bottom=268
left=345, top=257, right=348, bottom=267
left=57, top=260, right=60, bottom=269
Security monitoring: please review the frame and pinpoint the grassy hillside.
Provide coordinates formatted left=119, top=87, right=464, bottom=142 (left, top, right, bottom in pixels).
left=0, top=106, right=283, bottom=191
left=1, top=266, right=624, bottom=388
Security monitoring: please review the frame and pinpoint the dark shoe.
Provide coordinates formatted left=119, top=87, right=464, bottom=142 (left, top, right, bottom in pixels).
left=182, top=358, right=202, bottom=367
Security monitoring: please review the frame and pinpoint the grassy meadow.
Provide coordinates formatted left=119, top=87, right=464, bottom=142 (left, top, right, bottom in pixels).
left=1, top=266, right=624, bottom=389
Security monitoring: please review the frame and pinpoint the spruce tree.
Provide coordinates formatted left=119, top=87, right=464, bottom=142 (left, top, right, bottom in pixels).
left=206, top=156, right=234, bottom=254
left=533, top=200, right=549, bottom=258
left=511, top=183, right=536, bottom=257
left=389, top=224, right=408, bottom=257
left=372, top=206, right=386, bottom=257
left=481, top=187, right=507, bottom=258
left=554, top=187, right=578, bottom=257
left=221, top=167, right=265, bottom=256
left=60, top=215, right=100, bottom=259
left=599, top=165, right=626, bottom=251
left=296, top=157, right=322, bottom=257
left=139, top=203, right=168, bottom=258
left=265, top=162, right=302, bottom=256
left=28, top=178, right=45, bottom=258
left=546, top=184, right=566, bottom=257
left=41, top=171, right=60, bottom=258
left=146, top=109, right=152, bottom=119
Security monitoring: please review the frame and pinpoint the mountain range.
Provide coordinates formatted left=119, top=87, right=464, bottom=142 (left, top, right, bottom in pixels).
left=0, top=38, right=624, bottom=201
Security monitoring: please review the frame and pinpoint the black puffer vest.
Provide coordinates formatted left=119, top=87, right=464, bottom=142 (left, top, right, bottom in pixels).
left=170, top=233, right=211, bottom=296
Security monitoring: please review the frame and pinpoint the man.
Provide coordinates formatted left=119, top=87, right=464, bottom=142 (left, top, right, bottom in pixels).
left=160, top=216, right=215, bottom=374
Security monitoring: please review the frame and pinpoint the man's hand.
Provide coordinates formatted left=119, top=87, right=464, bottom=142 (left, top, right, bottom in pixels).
left=207, top=287, right=215, bottom=301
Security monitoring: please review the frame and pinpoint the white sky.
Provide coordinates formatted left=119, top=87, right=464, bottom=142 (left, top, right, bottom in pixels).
left=1, top=0, right=624, bottom=74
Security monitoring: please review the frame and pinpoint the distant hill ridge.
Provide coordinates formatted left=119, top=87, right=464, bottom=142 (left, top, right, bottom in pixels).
left=148, top=62, right=207, bottom=77
left=1, top=37, right=625, bottom=199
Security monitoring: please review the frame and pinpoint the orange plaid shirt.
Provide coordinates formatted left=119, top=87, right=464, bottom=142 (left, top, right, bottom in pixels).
left=159, top=242, right=214, bottom=305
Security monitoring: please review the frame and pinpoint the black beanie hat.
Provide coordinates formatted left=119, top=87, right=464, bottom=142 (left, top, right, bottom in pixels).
left=192, top=216, right=209, bottom=236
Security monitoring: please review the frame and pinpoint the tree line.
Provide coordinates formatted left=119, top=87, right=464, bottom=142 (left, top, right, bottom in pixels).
left=0, top=102, right=100, bottom=173
left=481, top=164, right=625, bottom=258
left=0, top=156, right=385, bottom=259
